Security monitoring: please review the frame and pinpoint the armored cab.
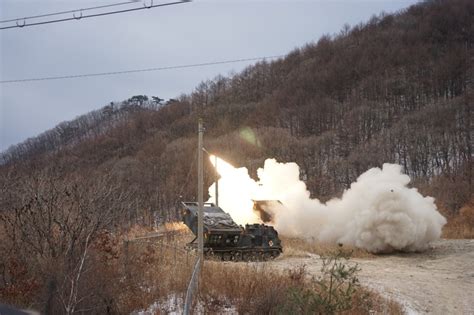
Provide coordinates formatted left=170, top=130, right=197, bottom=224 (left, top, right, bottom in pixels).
left=182, top=202, right=282, bottom=261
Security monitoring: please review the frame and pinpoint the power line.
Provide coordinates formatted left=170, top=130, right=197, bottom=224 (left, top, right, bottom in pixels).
left=0, top=0, right=190, bottom=30
left=0, top=55, right=285, bottom=84
left=0, top=0, right=140, bottom=24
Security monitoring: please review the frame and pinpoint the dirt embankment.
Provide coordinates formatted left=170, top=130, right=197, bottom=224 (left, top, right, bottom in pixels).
left=271, top=239, right=474, bottom=314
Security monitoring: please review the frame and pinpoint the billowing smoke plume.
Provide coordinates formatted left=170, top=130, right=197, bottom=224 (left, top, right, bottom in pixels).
left=207, top=157, right=447, bottom=253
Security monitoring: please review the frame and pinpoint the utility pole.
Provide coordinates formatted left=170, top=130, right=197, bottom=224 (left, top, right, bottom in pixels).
left=215, top=155, right=219, bottom=207
left=197, top=119, right=204, bottom=260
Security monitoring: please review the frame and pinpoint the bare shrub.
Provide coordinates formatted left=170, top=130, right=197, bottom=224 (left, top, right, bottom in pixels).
left=195, top=251, right=401, bottom=314
left=442, top=200, right=474, bottom=239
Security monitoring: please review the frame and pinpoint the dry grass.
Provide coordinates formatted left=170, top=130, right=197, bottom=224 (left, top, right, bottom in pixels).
left=118, top=225, right=401, bottom=314
left=115, top=228, right=194, bottom=313
left=345, top=289, right=404, bottom=315
left=280, top=236, right=375, bottom=259
left=1, top=222, right=401, bottom=314
left=199, top=261, right=403, bottom=314
left=442, top=202, right=474, bottom=239
left=200, top=262, right=289, bottom=313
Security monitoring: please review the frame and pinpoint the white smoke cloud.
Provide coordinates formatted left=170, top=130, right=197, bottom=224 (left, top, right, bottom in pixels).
left=207, top=157, right=447, bottom=253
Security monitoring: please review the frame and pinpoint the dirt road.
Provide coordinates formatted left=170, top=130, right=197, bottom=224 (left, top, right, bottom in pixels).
left=270, top=239, right=474, bottom=314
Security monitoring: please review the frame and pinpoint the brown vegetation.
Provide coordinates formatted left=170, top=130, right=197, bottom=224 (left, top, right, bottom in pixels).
left=1, top=220, right=401, bottom=314
left=442, top=200, right=474, bottom=239
left=199, top=259, right=402, bottom=315
left=280, top=237, right=375, bottom=259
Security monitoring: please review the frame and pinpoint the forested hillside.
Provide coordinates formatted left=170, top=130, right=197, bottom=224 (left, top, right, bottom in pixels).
left=1, top=0, right=472, bottom=226
left=1, top=0, right=473, bottom=311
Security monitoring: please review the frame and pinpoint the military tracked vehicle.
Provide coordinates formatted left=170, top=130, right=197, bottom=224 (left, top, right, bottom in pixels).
left=181, top=201, right=282, bottom=261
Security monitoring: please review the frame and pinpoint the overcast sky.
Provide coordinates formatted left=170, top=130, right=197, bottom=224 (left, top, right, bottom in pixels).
left=0, top=0, right=418, bottom=152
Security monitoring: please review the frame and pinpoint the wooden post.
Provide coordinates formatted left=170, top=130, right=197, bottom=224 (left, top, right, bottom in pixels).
left=197, top=119, right=204, bottom=261
left=215, top=155, right=219, bottom=207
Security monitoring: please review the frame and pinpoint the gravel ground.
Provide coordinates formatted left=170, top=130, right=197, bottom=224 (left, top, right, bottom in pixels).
left=269, top=239, right=474, bottom=315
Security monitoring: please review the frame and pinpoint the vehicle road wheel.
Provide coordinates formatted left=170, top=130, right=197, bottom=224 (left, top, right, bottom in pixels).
left=263, top=252, right=272, bottom=261
left=242, top=252, right=251, bottom=262
left=222, top=252, right=232, bottom=261
left=233, top=251, right=242, bottom=262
